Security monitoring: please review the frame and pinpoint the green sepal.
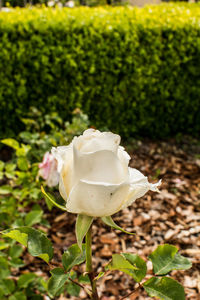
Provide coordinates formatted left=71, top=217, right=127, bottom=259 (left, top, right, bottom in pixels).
left=101, top=216, right=135, bottom=235
left=75, top=214, right=93, bottom=250
left=41, top=186, right=67, bottom=211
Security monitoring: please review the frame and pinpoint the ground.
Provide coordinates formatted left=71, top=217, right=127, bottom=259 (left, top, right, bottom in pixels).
left=24, top=137, right=200, bottom=299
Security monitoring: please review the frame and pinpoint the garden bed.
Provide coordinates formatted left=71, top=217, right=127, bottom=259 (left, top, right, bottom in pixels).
left=17, top=137, right=200, bottom=299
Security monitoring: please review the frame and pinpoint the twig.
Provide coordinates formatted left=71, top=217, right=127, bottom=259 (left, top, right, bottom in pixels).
left=69, top=278, right=92, bottom=297
left=119, top=283, right=142, bottom=300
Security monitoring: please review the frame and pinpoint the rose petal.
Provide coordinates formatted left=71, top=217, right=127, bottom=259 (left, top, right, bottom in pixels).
left=117, top=146, right=131, bottom=168
left=73, top=147, right=129, bottom=185
left=73, top=129, right=120, bottom=154
left=52, top=145, right=73, bottom=172
left=122, top=168, right=161, bottom=208
left=66, top=180, right=130, bottom=217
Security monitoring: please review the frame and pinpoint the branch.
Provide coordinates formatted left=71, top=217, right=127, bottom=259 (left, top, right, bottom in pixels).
left=120, top=283, right=142, bottom=300
left=69, top=278, right=92, bottom=297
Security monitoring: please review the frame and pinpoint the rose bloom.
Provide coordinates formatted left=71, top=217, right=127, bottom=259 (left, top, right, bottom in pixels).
left=52, top=129, right=161, bottom=217
left=39, top=152, right=59, bottom=187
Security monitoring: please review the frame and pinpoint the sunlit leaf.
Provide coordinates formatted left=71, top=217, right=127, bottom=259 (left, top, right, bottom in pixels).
left=149, top=244, right=192, bottom=275
left=122, top=253, right=147, bottom=282
left=106, top=253, right=138, bottom=277
left=143, top=277, right=185, bottom=300
left=1, top=139, right=19, bottom=150
left=0, top=185, right=12, bottom=195
left=2, top=227, right=53, bottom=263
left=17, top=157, right=29, bottom=171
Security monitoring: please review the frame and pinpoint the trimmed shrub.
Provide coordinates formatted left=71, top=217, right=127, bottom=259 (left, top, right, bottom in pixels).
left=0, top=4, right=200, bottom=138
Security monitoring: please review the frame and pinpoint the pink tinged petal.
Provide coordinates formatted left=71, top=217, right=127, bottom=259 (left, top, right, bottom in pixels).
left=51, top=145, right=72, bottom=172
left=39, top=152, right=51, bottom=169
left=73, top=147, right=129, bottom=185
left=66, top=180, right=130, bottom=217
left=46, top=159, right=59, bottom=187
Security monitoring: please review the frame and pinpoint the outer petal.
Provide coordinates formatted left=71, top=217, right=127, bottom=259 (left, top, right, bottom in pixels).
left=74, top=129, right=120, bottom=154
left=59, top=156, right=74, bottom=199
left=66, top=180, right=130, bottom=217
left=122, top=168, right=161, bottom=209
left=117, top=146, right=131, bottom=168
left=73, top=147, right=129, bottom=185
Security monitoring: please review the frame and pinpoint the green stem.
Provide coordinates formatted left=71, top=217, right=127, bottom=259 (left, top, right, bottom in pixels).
left=85, top=225, right=99, bottom=300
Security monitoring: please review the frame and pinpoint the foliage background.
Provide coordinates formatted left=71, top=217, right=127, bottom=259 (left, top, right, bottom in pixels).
left=0, top=4, right=200, bottom=139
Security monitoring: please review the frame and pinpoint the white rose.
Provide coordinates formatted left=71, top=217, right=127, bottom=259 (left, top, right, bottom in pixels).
left=52, top=129, right=161, bottom=217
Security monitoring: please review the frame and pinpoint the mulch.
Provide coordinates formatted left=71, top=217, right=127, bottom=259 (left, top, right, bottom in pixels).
left=23, top=137, right=200, bottom=299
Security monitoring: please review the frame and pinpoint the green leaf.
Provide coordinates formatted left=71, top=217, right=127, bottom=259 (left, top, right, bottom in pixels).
left=106, top=253, right=138, bottom=277
left=17, top=157, right=29, bottom=171
left=48, top=268, right=69, bottom=297
left=66, top=281, right=81, bottom=297
left=1, top=139, right=19, bottom=150
left=62, top=243, right=86, bottom=272
left=0, top=185, right=12, bottom=195
left=25, top=210, right=43, bottom=226
left=0, top=161, right=4, bottom=171
left=2, top=227, right=53, bottom=263
left=122, top=253, right=147, bottom=282
left=0, top=257, right=10, bottom=279
left=41, top=186, right=67, bottom=211
left=94, top=272, right=105, bottom=281
left=101, top=216, right=135, bottom=235
left=149, top=244, right=192, bottom=275
left=0, top=279, right=15, bottom=295
left=9, top=258, right=25, bottom=268
left=17, top=273, right=36, bottom=288
left=16, top=144, right=31, bottom=157
left=9, top=291, right=27, bottom=300
left=143, top=277, right=185, bottom=300
left=75, top=214, right=93, bottom=249
left=3, top=230, right=28, bottom=247
left=9, top=244, right=23, bottom=259
left=0, top=241, right=9, bottom=251
left=5, top=163, right=16, bottom=173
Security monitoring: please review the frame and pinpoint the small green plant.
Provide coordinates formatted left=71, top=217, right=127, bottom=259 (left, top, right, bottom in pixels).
left=0, top=225, right=192, bottom=299
left=0, top=108, right=90, bottom=299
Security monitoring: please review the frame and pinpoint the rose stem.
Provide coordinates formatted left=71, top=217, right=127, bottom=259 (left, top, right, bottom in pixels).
left=86, top=224, right=99, bottom=300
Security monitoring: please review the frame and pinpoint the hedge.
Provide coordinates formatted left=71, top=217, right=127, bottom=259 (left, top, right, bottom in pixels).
left=0, top=4, right=200, bottom=139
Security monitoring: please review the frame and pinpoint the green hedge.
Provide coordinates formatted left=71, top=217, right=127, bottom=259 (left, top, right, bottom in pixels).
left=0, top=4, right=200, bottom=138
